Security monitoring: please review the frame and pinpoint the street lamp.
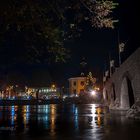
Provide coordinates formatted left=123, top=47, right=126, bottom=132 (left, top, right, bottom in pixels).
left=90, top=90, right=96, bottom=96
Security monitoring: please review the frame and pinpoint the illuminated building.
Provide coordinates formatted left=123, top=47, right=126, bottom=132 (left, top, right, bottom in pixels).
left=26, top=86, right=60, bottom=99
left=68, top=77, right=86, bottom=96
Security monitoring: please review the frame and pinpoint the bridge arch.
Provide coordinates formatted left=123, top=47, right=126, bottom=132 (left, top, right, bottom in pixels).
left=120, top=72, right=135, bottom=109
left=103, top=88, right=109, bottom=102
left=111, top=83, right=116, bottom=101
left=106, top=90, right=109, bottom=101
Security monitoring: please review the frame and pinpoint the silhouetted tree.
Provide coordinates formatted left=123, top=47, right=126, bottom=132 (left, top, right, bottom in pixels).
left=0, top=0, right=118, bottom=65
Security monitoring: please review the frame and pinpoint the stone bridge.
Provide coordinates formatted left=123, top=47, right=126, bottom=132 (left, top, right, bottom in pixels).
left=103, top=48, right=140, bottom=110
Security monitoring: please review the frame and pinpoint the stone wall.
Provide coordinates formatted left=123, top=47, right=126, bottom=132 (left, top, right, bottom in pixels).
left=103, top=48, right=140, bottom=110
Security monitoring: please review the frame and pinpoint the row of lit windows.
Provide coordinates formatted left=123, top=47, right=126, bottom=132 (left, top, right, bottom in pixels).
left=39, top=89, right=57, bottom=93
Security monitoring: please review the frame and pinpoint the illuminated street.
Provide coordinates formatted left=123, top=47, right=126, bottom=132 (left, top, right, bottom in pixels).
left=0, top=104, right=140, bottom=140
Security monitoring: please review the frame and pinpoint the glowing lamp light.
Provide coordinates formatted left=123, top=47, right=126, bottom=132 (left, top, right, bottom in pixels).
left=91, top=90, right=96, bottom=96
left=52, top=84, right=56, bottom=88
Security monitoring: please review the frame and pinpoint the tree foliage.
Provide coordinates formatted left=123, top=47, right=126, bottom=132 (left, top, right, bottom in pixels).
left=0, top=0, right=118, bottom=65
left=85, top=72, right=96, bottom=92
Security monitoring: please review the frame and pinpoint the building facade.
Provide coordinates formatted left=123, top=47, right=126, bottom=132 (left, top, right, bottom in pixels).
left=68, top=77, right=86, bottom=96
left=25, top=86, right=60, bottom=99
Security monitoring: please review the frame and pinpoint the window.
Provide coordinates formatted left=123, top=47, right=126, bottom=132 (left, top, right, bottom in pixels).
left=80, top=81, right=84, bottom=86
left=73, top=81, right=76, bottom=86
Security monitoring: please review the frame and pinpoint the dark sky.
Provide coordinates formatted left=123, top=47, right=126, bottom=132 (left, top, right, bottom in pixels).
left=0, top=0, right=139, bottom=87
left=48, top=0, right=139, bottom=87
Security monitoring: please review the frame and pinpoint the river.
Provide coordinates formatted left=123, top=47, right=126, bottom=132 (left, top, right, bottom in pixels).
left=0, top=104, right=140, bottom=140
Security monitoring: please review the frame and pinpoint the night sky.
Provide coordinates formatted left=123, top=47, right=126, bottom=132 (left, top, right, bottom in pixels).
left=0, top=0, right=139, bottom=88
left=48, top=0, right=139, bottom=87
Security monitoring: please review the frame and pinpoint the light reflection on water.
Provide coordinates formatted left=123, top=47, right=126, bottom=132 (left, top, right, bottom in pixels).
left=0, top=104, right=140, bottom=140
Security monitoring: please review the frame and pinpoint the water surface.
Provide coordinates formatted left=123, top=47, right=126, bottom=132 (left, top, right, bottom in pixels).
left=0, top=104, right=140, bottom=140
